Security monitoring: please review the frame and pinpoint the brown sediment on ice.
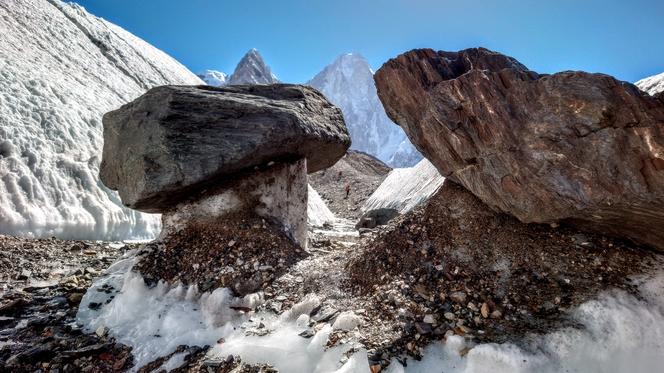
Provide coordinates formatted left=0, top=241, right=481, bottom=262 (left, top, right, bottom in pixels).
left=344, top=181, right=660, bottom=360
left=0, top=235, right=137, bottom=371
left=135, top=211, right=308, bottom=296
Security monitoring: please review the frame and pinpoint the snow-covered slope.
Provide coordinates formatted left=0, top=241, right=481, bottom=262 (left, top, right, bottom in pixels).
left=636, top=71, right=664, bottom=95
left=197, top=70, right=228, bottom=87
left=362, top=159, right=445, bottom=214
left=227, top=49, right=279, bottom=85
left=307, top=185, right=336, bottom=227
left=0, top=0, right=203, bottom=240
left=308, top=54, right=422, bottom=167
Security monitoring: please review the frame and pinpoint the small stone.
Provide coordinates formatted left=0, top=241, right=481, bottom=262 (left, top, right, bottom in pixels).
left=415, top=322, right=432, bottom=334
left=458, top=325, right=472, bottom=334
left=449, top=291, right=467, bottom=304
left=423, top=314, right=436, bottom=324
left=67, top=293, right=84, bottom=305
left=467, top=302, right=478, bottom=311
left=480, top=303, right=490, bottom=318
left=95, top=326, right=107, bottom=338
left=18, top=269, right=31, bottom=280
left=490, top=310, right=502, bottom=319
left=370, top=364, right=382, bottom=373
left=444, top=312, right=456, bottom=320
left=298, top=329, right=315, bottom=338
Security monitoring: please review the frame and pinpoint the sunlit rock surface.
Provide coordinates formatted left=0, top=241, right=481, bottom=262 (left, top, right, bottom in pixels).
left=375, top=47, right=664, bottom=250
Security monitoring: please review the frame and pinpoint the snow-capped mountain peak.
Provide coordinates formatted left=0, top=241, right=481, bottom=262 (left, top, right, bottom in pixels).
left=308, top=53, right=422, bottom=167
left=197, top=69, right=228, bottom=87
left=636, top=71, right=664, bottom=96
left=227, top=48, right=279, bottom=85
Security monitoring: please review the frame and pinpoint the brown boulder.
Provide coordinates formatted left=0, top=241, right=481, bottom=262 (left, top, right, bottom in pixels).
left=374, top=48, right=664, bottom=250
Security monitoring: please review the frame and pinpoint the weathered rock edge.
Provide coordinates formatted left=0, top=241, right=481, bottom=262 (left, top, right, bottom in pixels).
left=375, top=47, right=664, bottom=250
left=100, top=84, right=350, bottom=212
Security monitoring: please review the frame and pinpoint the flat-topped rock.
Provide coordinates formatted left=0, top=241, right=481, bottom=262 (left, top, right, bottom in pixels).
left=375, top=48, right=664, bottom=251
left=100, top=84, right=350, bottom=212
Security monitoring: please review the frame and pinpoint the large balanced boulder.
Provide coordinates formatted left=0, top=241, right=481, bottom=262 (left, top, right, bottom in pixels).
left=100, top=84, right=350, bottom=251
left=375, top=48, right=664, bottom=250
left=101, top=84, right=350, bottom=212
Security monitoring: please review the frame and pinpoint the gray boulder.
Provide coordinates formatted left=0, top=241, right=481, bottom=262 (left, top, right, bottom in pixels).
left=355, top=208, right=399, bottom=229
left=100, top=84, right=350, bottom=212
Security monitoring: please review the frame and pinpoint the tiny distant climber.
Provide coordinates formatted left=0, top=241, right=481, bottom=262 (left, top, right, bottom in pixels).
left=344, top=184, right=351, bottom=199
left=338, top=171, right=343, bottom=180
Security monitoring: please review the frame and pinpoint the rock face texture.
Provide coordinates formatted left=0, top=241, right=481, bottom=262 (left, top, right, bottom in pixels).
left=101, top=84, right=350, bottom=212
left=375, top=47, right=664, bottom=250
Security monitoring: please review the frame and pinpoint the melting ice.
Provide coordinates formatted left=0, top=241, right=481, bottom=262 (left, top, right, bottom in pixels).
left=78, top=251, right=664, bottom=373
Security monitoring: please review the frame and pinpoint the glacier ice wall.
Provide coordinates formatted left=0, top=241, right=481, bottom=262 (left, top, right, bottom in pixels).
left=307, top=184, right=336, bottom=227
left=362, top=158, right=445, bottom=214
left=0, top=0, right=202, bottom=240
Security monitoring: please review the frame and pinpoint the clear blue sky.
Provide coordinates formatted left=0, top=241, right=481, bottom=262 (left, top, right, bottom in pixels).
left=72, top=0, right=664, bottom=83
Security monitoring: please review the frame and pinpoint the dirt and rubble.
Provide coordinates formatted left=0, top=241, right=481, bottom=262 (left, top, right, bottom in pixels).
left=135, top=212, right=308, bottom=296
left=344, top=182, right=661, bottom=364
left=1, top=182, right=662, bottom=372
left=309, top=150, right=391, bottom=220
left=0, top=236, right=137, bottom=372
left=181, top=180, right=661, bottom=370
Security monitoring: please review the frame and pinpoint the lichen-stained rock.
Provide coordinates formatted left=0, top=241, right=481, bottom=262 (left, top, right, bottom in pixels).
left=100, top=84, right=350, bottom=212
left=374, top=47, right=664, bottom=250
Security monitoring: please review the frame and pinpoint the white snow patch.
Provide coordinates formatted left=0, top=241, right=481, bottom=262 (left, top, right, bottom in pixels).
left=78, top=255, right=365, bottom=372
left=362, top=158, right=445, bottom=214
left=159, top=352, right=188, bottom=372
left=207, top=273, right=664, bottom=373
left=307, top=184, right=336, bottom=227
left=635, top=71, right=664, bottom=95
left=0, top=0, right=202, bottom=240
left=332, top=311, right=363, bottom=331
left=76, top=251, right=252, bottom=370
left=197, top=70, right=228, bottom=87
left=208, top=304, right=370, bottom=373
